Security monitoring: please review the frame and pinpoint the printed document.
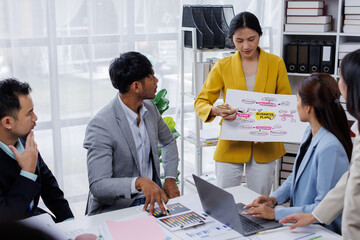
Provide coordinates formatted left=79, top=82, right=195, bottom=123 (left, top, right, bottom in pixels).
left=220, top=89, right=308, bottom=143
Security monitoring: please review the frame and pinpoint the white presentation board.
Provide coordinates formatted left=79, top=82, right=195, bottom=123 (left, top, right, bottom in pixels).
left=220, top=89, right=308, bottom=143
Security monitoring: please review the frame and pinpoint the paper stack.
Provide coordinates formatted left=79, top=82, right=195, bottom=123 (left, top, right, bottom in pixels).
left=338, top=42, right=360, bottom=66
left=285, top=1, right=332, bottom=32
left=193, top=58, right=217, bottom=96
left=343, top=0, right=360, bottom=33
left=187, top=127, right=219, bottom=146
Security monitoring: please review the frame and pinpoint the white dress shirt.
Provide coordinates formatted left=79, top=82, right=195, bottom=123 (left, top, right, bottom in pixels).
left=118, top=95, right=152, bottom=195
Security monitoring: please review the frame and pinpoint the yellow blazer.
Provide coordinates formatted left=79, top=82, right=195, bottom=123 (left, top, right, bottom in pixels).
left=194, top=48, right=292, bottom=163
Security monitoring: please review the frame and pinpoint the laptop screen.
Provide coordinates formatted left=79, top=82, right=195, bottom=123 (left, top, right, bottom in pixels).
left=192, top=174, right=244, bottom=232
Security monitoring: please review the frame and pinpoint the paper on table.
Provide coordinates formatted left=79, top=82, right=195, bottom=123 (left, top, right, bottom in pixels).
left=101, top=216, right=169, bottom=240
left=20, top=213, right=71, bottom=240
left=147, top=202, right=190, bottom=218
left=173, top=219, right=241, bottom=240
left=172, top=220, right=341, bottom=240
left=253, top=225, right=341, bottom=240
left=157, top=211, right=210, bottom=231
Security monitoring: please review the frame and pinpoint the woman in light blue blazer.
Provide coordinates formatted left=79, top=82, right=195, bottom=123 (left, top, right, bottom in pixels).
left=243, top=73, right=352, bottom=234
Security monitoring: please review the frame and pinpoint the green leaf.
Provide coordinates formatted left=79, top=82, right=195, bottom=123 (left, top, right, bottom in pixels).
left=153, top=88, right=181, bottom=183
left=163, top=116, right=175, bottom=131
left=152, top=89, right=170, bottom=115
left=172, top=128, right=180, bottom=139
left=152, top=89, right=167, bottom=104
left=157, top=98, right=170, bottom=115
left=159, top=106, right=169, bottom=115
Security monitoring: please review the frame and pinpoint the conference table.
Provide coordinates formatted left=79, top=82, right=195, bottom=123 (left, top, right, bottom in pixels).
left=57, top=185, right=341, bottom=240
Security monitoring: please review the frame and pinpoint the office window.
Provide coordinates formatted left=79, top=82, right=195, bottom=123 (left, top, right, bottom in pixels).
left=0, top=46, right=52, bottom=122
left=135, top=0, right=179, bottom=34
left=0, top=0, right=282, bottom=216
left=57, top=44, right=92, bottom=119
left=61, top=125, right=88, bottom=197
left=0, top=0, right=181, bottom=206
left=36, top=129, right=54, bottom=171
left=0, top=0, right=47, bottom=38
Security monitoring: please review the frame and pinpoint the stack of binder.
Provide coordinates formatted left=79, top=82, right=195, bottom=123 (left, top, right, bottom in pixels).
left=343, top=0, right=360, bottom=33
left=285, top=1, right=332, bottom=32
left=285, top=41, right=335, bottom=74
left=182, top=5, right=235, bottom=49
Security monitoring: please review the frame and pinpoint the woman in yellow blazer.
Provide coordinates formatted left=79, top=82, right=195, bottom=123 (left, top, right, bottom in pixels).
left=194, top=12, right=291, bottom=195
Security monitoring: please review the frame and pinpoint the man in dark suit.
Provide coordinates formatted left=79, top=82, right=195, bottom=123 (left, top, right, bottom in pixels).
left=0, top=78, right=73, bottom=222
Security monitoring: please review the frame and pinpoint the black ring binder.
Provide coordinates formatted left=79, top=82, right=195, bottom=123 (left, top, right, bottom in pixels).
left=182, top=4, right=235, bottom=49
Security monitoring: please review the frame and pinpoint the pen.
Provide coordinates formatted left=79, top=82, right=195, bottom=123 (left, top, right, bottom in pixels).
left=217, top=105, right=236, bottom=111
left=164, top=205, right=171, bottom=215
left=256, top=226, right=288, bottom=235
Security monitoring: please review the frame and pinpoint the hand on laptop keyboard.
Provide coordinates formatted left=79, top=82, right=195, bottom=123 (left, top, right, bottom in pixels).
left=244, top=195, right=277, bottom=209
left=242, top=203, right=275, bottom=220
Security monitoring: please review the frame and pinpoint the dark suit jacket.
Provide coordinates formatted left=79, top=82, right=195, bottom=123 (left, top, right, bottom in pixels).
left=0, top=138, right=73, bottom=222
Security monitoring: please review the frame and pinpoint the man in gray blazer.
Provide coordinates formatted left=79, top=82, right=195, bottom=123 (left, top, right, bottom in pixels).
left=84, top=51, right=180, bottom=216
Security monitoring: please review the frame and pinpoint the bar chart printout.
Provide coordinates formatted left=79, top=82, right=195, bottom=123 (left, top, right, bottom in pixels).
left=149, top=203, right=190, bottom=218
left=158, top=211, right=207, bottom=231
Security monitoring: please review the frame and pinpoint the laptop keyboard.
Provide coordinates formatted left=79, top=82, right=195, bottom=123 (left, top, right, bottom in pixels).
left=238, top=214, right=265, bottom=233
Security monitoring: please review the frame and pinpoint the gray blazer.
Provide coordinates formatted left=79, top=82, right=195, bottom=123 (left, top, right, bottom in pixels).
left=83, top=95, right=178, bottom=215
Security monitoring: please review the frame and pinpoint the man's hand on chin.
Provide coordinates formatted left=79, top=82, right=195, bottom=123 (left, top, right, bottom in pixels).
left=9, top=131, right=38, bottom=173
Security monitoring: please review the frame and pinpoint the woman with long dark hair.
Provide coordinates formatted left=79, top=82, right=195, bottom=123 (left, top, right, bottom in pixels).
left=279, top=49, right=360, bottom=238
left=243, top=73, right=351, bottom=234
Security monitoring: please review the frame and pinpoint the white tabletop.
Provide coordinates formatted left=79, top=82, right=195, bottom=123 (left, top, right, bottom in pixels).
left=57, top=185, right=341, bottom=240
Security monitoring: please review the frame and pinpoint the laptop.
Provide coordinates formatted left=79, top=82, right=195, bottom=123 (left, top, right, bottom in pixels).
left=192, top=174, right=282, bottom=236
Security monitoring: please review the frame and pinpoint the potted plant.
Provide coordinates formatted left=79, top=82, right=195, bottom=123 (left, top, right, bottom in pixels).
left=152, top=89, right=180, bottom=185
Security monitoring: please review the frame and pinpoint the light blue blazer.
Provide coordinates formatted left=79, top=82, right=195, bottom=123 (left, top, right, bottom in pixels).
left=271, top=126, right=349, bottom=232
